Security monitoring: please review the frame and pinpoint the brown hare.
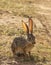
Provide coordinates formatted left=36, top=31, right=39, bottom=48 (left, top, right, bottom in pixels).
left=11, top=18, right=35, bottom=58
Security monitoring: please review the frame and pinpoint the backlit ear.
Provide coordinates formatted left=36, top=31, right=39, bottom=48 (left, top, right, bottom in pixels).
left=22, top=20, right=29, bottom=34
left=29, top=18, right=33, bottom=34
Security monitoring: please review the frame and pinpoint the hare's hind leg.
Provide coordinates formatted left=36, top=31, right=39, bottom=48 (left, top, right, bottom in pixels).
left=22, top=50, right=30, bottom=61
left=28, top=51, right=34, bottom=61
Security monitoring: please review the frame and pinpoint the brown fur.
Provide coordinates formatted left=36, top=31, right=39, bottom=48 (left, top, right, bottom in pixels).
left=11, top=18, right=35, bottom=57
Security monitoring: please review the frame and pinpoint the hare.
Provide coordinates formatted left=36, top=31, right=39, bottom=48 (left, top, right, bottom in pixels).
left=11, top=18, right=35, bottom=58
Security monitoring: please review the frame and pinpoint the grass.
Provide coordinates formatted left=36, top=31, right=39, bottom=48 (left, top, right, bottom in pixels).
left=0, top=24, right=51, bottom=61
left=0, top=0, right=51, bottom=65
left=0, top=24, right=24, bottom=36
left=0, top=0, right=36, bottom=17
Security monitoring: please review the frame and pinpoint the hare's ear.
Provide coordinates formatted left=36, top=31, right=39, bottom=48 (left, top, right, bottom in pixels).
left=29, top=18, right=33, bottom=34
left=22, top=20, right=29, bottom=34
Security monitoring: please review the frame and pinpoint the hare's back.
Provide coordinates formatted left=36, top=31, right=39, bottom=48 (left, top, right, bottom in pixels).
left=13, top=37, right=28, bottom=48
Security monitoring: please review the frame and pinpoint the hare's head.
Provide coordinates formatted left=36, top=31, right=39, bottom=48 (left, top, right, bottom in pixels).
left=22, top=18, right=35, bottom=44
